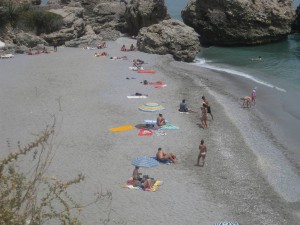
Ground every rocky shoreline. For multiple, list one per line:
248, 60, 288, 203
1, 0, 300, 62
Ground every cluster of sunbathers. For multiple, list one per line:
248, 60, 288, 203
121, 44, 136, 51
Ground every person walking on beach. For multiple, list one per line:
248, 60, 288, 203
251, 87, 257, 105
200, 103, 208, 128
53, 38, 58, 52
241, 96, 252, 108
195, 139, 207, 167
202, 96, 213, 120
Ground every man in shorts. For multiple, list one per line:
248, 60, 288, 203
202, 96, 213, 120
195, 139, 207, 167
156, 147, 176, 163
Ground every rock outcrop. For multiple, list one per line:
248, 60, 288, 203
292, 4, 300, 33
182, 0, 295, 46
137, 19, 200, 62
125, 0, 170, 35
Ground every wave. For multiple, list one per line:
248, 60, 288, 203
194, 58, 287, 93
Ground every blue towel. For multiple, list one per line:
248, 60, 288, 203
158, 124, 179, 130
151, 156, 171, 164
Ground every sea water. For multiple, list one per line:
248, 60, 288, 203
165, 0, 300, 202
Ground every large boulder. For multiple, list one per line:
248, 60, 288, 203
182, 0, 295, 46
13, 32, 47, 48
137, 19, 200, 62
125, 0, 170, 35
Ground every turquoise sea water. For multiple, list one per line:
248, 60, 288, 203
166, 0, 300, 94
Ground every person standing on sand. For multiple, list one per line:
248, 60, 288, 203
200, 103, 208, 128
202, 96, 213, 120
251, 87, 257, 105
53, 38, 58, 52
195, 139, 207, 167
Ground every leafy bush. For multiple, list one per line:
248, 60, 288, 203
23, 8, 63, 35
0, 126, 111, 225
0, 1, 30, 27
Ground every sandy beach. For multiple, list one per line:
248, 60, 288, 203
0, 38, 299, 225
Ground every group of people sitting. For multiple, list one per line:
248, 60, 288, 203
131, 148, 176, 189
27, 47, 50, 55
121, 44, 136, 51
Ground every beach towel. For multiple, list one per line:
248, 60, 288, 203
151, 156, 171, 164
109, 125, 135, 132
1, 54, 14, 59
127, 95, 147, 99
155, 130, 167, 136
144, 119, 169, 124
123, 177, 162, 192
129, 66, 140, 71
138, 129, 153, 136
137, 70, 156, 74
158, 124, 179, 130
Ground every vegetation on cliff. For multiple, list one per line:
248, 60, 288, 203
0, 0, 63, 34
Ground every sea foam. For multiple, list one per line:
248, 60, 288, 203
194, 58, 287, 93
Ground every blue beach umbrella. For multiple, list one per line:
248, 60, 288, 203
131, 156, 160, 168
138, 102, 165, 112
215, 222, 240, 225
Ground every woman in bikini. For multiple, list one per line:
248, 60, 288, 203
200, 103, 208, 128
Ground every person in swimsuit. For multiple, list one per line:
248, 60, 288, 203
156, 147, 176, 163
200, 103, 208, 128
156, 113, 166, 127
202, 96, 213, 120
195, 139, 207, 167
251, 87, 257, 105
241, 96, 252, 108
132, 166, 154, 189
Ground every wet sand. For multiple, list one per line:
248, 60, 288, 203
0, 38, 299, 225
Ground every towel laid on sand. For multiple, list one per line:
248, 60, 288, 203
123, 177, 162, 192
144, 119, 169, 124
158, 124, 179, 130
138, 129, 153, 136
127, 95, 147, 99
109, 125, 135, 132
1, 54, 14, 59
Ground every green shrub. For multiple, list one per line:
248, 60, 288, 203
23, 8, 63, 35
0, 1, 30, 27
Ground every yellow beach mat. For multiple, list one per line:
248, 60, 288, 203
109, 125, 135, 132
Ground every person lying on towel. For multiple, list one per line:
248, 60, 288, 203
156, 147, 176, 163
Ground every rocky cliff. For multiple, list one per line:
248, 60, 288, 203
137, 19, 200, 62
182, 0, 295, 46
125, 0, 170, 35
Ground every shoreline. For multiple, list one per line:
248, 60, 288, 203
0, 39, 299, 224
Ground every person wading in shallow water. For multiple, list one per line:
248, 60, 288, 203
195, 139, 207, 167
